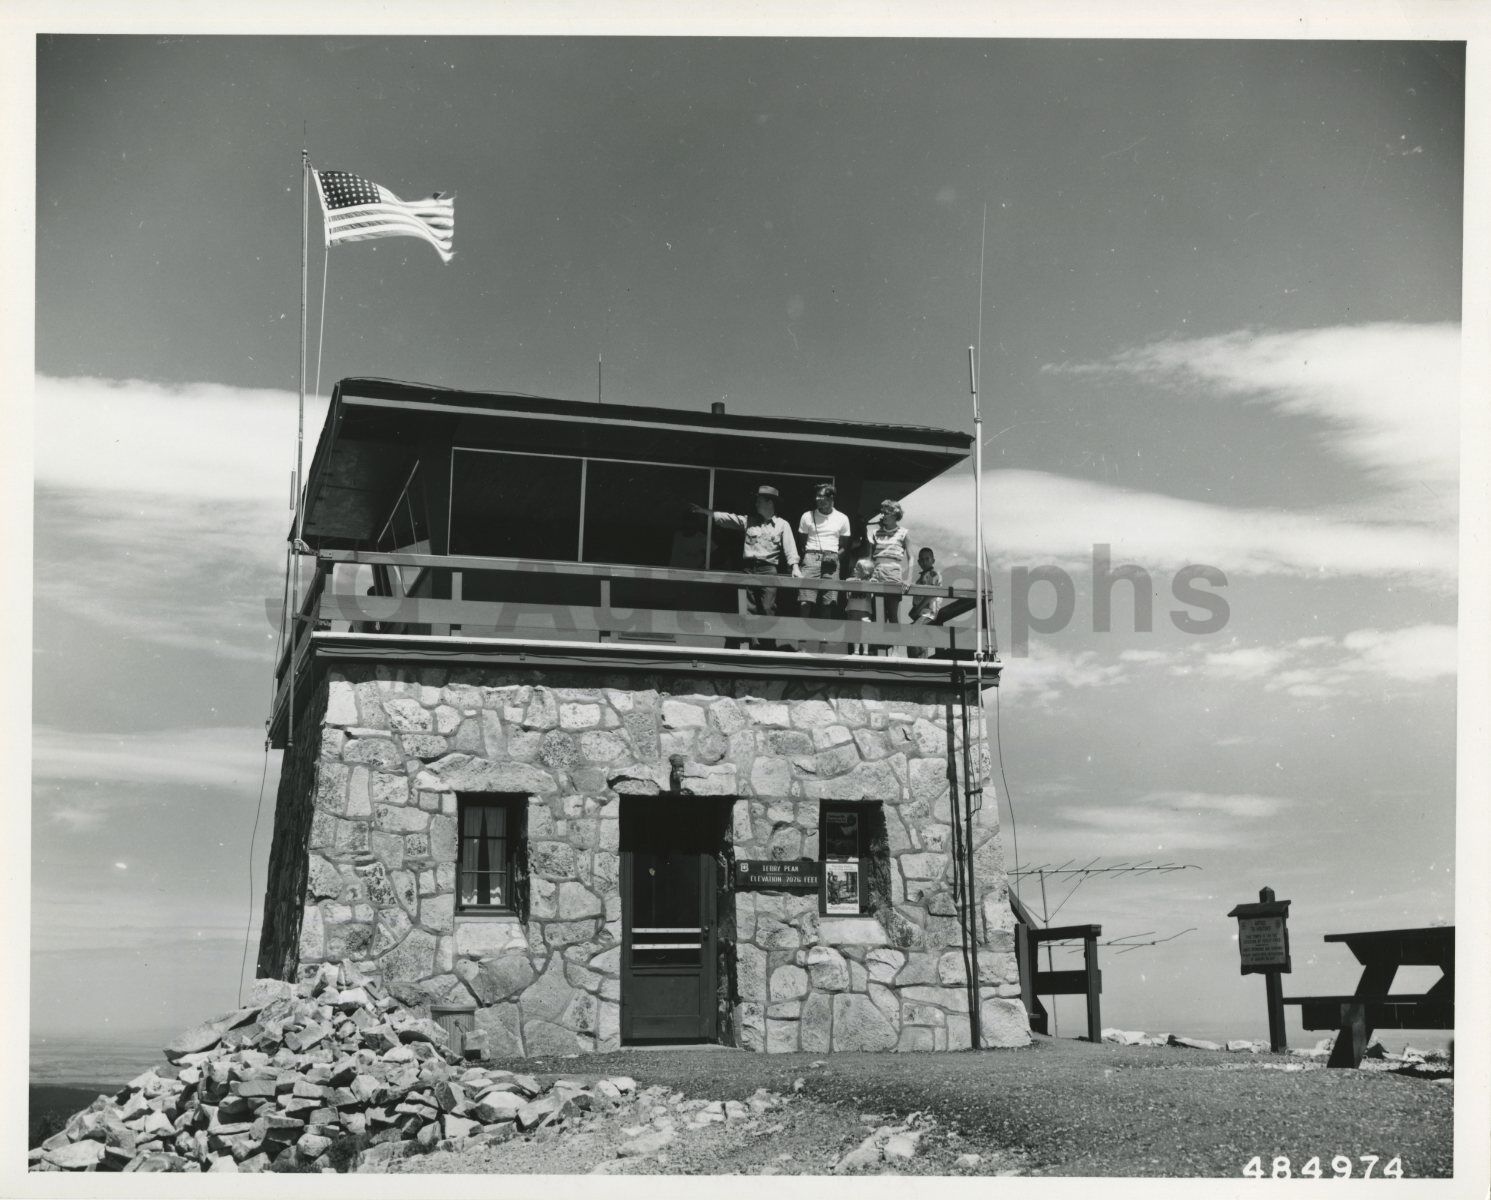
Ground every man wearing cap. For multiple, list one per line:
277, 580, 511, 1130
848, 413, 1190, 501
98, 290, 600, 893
796, 483, 852, 619
690, 486, 801, 643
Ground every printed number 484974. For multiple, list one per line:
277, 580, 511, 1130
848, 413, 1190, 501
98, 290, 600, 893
1243, 1155, 1404, 1179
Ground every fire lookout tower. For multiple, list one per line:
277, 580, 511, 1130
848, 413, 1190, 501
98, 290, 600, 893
256, 377, 1025, 1055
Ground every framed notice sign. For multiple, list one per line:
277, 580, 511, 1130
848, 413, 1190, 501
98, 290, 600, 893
1227, 894, 1292, 975
821, 804, 869, 915
1237, 917, 1290, 972
824, 861, 861, 915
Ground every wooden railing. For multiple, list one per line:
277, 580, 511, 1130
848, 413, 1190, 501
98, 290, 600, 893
274, 549, 987, 695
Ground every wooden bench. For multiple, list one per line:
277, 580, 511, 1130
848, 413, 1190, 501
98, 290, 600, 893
1283, 926, 1454, 1067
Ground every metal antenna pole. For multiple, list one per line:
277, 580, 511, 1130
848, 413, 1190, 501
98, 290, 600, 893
1039, 867, 1059, 1035
957, 203, 992, 1050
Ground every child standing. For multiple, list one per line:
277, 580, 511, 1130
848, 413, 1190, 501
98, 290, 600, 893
906, 546, 943, 658
843, 537, 875, 654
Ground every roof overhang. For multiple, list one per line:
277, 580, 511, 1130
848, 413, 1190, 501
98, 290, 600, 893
300, 377, 972, 547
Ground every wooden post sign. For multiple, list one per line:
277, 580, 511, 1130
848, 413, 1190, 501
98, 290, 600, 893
1227, 887, 1292, 1052
1237, 915, 1289, 973
737, 859, 822, 891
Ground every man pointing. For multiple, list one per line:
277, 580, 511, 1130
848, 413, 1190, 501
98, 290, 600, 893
690, 485, 801, 647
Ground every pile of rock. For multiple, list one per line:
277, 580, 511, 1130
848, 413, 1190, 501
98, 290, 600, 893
1100, 1028, 1172, 1047
29, 965, 637, 1174
601, 1084, 785, 1165
832, 1111, 934, 1172
1101, 1028, 1271, 1053
1103, 1029, 1455, 1073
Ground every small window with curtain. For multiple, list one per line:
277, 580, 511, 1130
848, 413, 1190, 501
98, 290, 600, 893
457, 796, 527, 914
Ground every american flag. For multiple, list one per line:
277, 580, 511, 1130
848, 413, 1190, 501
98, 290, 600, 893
314, 169, 455, 263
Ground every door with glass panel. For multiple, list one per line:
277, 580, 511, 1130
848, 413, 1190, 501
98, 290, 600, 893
619, 798, 723, 1043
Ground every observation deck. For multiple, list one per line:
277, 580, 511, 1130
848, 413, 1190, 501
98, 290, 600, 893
268, 377, 997, 747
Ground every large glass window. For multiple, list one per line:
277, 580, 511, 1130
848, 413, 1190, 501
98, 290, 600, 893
449, 449, 582, 560
582, 460, 711, 568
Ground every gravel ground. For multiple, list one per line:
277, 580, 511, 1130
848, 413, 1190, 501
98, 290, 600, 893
400, 1091, 1010, 1176
397, 1036, 1453, 1179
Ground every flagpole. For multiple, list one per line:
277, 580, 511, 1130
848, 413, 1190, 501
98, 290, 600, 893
289, 147, 309, 750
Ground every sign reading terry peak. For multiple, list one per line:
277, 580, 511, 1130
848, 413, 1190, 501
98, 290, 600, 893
737, 859, 822, 890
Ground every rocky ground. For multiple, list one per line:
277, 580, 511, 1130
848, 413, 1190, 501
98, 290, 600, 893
401, 1083, 1031, 1176
407, 1037, 1453, 1178
29, 967, 1453, 1179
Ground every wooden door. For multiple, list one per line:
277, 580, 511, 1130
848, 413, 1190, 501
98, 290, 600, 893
620, 799, 721, 1043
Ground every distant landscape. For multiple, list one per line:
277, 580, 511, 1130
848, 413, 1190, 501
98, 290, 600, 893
28, 1035, 167, 1151
30, 1034, 166, 1086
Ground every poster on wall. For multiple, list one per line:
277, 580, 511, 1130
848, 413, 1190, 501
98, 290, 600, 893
823, 809, 860, 858
824, 860, 861, 914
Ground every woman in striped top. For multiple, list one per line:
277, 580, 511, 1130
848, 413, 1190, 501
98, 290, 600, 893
869, 500, 911, 624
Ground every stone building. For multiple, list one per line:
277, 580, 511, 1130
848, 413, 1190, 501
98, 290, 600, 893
258, 378, 1026, 1055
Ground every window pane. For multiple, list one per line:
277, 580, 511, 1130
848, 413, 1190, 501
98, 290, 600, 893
821, 803, 869, 915
450, 450, 582, 560
459, 846, 482, 904
459, 869, 505, 907
823, 808, 860, 858
459, 802, 513, 909
582, 461, 711, 568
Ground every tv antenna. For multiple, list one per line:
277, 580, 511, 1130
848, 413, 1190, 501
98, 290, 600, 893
1011, 858, 1201, 1034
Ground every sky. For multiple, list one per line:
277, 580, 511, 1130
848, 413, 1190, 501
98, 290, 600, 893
19, 29, 1482, 1058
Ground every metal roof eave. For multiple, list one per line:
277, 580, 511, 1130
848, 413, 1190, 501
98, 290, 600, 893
334, 376, 973, 454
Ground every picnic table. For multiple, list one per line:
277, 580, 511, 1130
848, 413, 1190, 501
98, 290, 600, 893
1283, 926, 1454, 1067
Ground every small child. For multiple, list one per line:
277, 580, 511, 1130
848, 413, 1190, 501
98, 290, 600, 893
843, 538, 875, 654
907, 546, 943, 658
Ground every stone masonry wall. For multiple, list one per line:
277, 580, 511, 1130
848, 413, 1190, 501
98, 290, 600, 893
260, 663, 1028, 1055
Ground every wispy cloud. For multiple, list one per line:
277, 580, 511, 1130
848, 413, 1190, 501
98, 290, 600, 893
33, 725, 272, 793
1034, 790, 1297, 857
1197, 646, 1292, 681
1043, 321, 1459, 512
997, 625, 1456, 704
33, 375, 321, 661
997, 639, 1128, 707
32, 887, 261, 953
1339, 624, 1458, 682
909, 323, 1458, 588
911, 469, 1456, 585
36, 487, 286, 663
1185, 626, 1455, 697
34, 375, 326, 504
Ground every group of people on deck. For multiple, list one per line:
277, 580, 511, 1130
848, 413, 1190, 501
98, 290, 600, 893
689, 482, 941, 655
